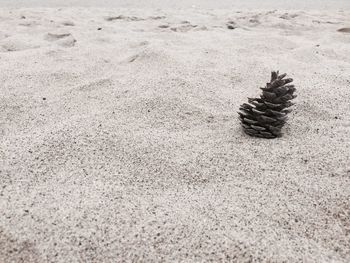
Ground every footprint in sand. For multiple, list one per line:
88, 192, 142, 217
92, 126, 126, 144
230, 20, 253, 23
0, 31, 10, 41
105, 15, 165, 22
0, 35, 41, 52
123, 46, 168, 64
237, 14, 261, 26
18, 20, 40, 27
105, 15, 144, 22
45, 32, 71, 41
159, 24, 169, 28
170, 25, 196, 32
170, 22, 207, 32
249, 18, 260, 25
149, 16, 166, 20
337, 28, 350, 33
61, 20, 75, 26
129, 41, 149, 48
45, 32, 76, 47
279, 13, 298, 20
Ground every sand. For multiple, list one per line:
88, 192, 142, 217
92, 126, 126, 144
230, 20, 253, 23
0, 6, 349, 263
1, 0, 350, 10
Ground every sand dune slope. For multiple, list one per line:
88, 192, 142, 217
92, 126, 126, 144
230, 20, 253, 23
1, 8, 350, 262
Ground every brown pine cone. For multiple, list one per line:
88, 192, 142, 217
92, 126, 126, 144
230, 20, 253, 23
238, 71, 296, 138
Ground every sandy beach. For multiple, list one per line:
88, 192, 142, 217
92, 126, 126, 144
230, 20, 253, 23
0, 4, 350, 263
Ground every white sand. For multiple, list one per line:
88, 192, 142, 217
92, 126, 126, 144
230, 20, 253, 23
0, 6, 350, 263
1, 0, 350, 10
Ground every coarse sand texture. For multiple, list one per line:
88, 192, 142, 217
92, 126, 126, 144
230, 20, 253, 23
1, 7, 350, 263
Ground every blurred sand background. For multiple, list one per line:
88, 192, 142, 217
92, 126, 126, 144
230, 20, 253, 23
0, 1, 350, 262
1, 0, 350, 10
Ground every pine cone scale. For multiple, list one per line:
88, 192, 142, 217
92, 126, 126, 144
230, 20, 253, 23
251, 125, 266, 131
252, 108, 265, 115
243, 118, 259, 124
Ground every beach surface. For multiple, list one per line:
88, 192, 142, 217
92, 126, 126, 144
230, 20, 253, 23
1, 5, 350, 263
1, 0, 350, 10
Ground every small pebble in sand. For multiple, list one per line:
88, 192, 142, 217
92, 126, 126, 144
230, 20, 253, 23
97, 27, 102, 30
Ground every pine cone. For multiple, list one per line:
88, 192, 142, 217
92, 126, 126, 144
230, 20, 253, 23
238, 71, 296, 138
